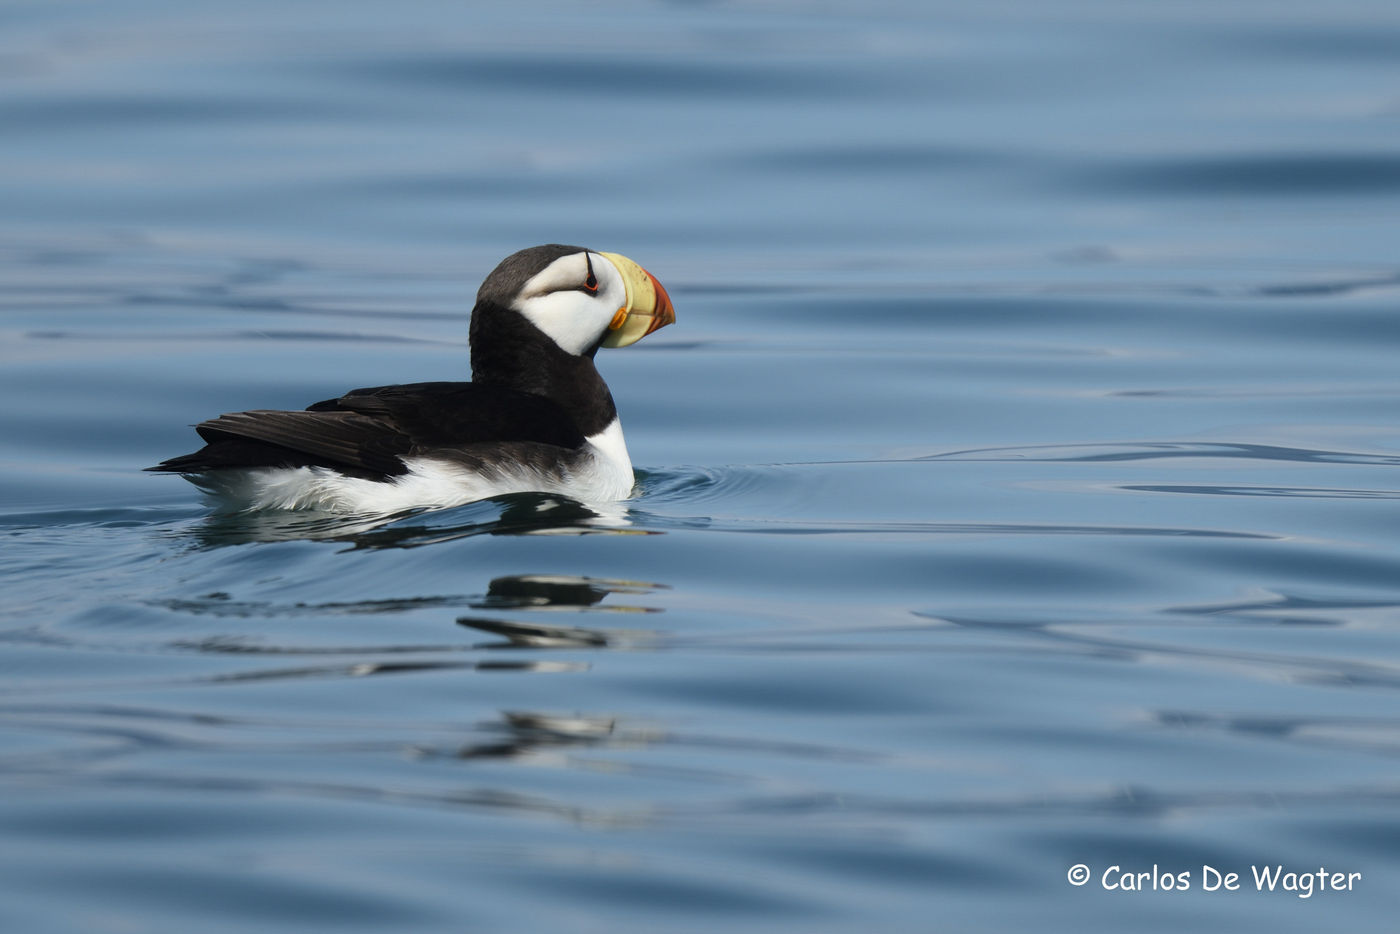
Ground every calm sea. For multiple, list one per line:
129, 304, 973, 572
3, 1, 1400, 931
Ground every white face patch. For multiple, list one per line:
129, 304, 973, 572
512, 252, 629, 356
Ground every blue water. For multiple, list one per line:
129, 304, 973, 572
4, 2, 1400, 931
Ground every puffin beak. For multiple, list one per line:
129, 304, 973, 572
598, 252, 676, 348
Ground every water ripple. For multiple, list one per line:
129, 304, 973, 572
1123, 484, 1400, 500
1078, 152, 1400, 198
346, 53, 890, 100
922, 441, 1400, 466
1152, 711, 1400, 756
925, 612, 1400, 689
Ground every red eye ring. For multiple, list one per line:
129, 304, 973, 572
583, 253, 599, 293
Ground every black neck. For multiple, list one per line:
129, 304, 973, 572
469, 300, 617, 436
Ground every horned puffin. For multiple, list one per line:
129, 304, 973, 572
148, 245, 675, 513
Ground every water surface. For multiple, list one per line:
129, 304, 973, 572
4, 2, 1400, 931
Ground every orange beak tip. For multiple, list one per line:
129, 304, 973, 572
647, 271, 676, 331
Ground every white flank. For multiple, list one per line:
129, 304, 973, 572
584, 418, 632, 491
191, 418, 635, 514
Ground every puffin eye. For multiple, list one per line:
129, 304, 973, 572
582, 253, 599, 294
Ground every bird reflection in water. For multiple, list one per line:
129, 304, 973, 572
447, 576, 671, 771
447, 711, 628, 762
185, 491, 658, 548
458, 574, 667, 649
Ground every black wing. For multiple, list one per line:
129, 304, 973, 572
148, 382, 584, 479
306, 382, 584, 448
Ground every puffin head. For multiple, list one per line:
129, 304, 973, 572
476, 244, 675, 356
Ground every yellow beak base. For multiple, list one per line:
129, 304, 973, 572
599, 252, 676, 348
